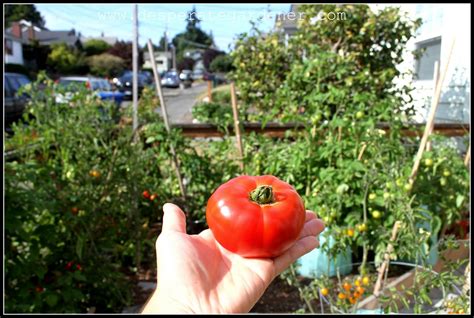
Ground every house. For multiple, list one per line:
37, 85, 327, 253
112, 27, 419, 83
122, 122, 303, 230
5, 20, 81, 47
5, 30, 26, 65
274, 4, 301, 40
388, 4, 470, 126
143, 51, 172, 73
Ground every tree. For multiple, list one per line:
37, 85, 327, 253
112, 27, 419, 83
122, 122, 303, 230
107, 40, 142, 70
88, 53, 125, 78
203, 49, 224, 71
83, 39, 111, 56
209, 54, 234, 73
172, 7, 214, 62
5, 4, 45, 28
177, 57, 195, 72
47, 43, 88, 75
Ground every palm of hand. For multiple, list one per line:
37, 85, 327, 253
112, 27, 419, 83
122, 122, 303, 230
146, 203, 324, 314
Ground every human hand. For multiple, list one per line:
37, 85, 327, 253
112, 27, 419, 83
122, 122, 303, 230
141, 203, 325, 314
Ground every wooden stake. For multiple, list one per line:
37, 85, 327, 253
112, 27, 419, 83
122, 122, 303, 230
207, 80, 213, 103
409, 38, 455, 182
426, 61, 440, 152
373, 221, 402, 296
464, 144, 470, 167
147, 39, 186, 199
230, 82, 244, 171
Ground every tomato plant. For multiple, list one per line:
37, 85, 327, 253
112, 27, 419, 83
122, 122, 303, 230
206, 175, 306, 258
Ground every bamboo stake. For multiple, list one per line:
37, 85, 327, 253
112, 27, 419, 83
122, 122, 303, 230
464, 144, 470, 167
207, 80, 213, 102
426, 61, 440, 152
462, 261, 470, 295
373, 221, 402, 296
147, 39, 186, 199
409, 38, 455, 182
230, 82, 244, 171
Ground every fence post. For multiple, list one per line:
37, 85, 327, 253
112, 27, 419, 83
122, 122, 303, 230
230, 82, 244, 171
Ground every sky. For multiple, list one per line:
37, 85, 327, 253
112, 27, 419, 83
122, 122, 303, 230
35, 4, 291, 52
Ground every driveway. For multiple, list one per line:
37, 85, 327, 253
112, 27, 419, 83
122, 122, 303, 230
121, 82, 207, 123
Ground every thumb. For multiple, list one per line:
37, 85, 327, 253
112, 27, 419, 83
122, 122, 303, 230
161, 203, 187, 233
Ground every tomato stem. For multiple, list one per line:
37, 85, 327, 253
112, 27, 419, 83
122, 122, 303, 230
250, 185, 275, 205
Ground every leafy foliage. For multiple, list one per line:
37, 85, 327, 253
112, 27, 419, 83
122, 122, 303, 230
88, 53, 125, 78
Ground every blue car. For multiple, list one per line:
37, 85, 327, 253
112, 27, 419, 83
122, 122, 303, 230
57, 76, 125, 107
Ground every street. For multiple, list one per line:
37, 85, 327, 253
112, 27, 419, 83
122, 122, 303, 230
121, 82, 207, 123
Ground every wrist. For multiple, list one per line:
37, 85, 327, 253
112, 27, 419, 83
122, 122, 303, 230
141, 289, 194, 314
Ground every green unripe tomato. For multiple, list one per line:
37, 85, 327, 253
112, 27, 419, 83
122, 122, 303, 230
372, 210, 382, 219
443, 170, 451, 177
369, 193, 376, 200
440, 177, 447, 186
424, 158, 433, 166
404, 183, 413, 192
356, 111, 364, 119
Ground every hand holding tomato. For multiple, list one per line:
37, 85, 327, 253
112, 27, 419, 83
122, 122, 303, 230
142, 202, 325, 313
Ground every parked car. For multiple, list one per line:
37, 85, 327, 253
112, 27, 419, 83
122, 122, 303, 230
114, 72, 152, 100
192, 69, 204, 80
5, 72, 31, 129
161, 72, 180, 88
56, 76, 124, 107
179, 70, 193, 88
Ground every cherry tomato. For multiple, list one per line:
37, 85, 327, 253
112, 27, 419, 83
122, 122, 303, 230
372, 210, 382, 219
356, 286, 365, 294
346, 228, 355, 237
338, 292, 346, 300
206, 175, 306, 258
35, 285, 44, 293
142, 190, 151, 199
357, 223, 367, 232
343, 282, 352, 291
424, 158, 433, 166
320, 288, 329, 296
349, 296, 357, 304
71, 207, 79, 215
150, 194, 157, 201
89, 170, 101, 178
362, 276, 370, 286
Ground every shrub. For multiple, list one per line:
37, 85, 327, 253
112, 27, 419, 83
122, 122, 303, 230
88, 53, 125, 78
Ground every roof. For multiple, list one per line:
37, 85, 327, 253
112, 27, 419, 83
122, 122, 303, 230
33, 30, 80, 46
5, 23, 80, 46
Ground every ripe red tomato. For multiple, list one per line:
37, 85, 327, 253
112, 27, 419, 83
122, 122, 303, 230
142, 190, 151, 199
206, 175, 306, 258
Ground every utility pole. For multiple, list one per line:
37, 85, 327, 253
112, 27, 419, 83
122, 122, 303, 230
172, 45, 177, 70
132, 4, 139, 133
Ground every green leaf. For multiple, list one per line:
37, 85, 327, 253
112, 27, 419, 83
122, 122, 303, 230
76, 236, 84, 261
145, 136, 156, 144
46, 293, 59, 307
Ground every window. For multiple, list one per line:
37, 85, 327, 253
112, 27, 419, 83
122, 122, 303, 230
415, 37, 441, 81
5, 39, 13, 55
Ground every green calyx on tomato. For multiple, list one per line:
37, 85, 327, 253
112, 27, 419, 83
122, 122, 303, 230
250, 185, 275, 205
206, 175, 306, 258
